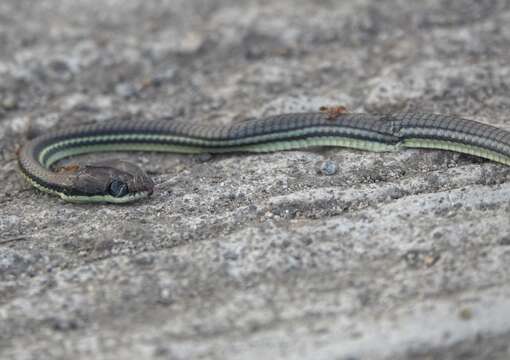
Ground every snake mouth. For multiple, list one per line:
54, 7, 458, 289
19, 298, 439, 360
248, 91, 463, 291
59, 190, 152, 204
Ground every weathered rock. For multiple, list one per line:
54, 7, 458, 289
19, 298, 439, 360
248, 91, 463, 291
2, 0, 510, 359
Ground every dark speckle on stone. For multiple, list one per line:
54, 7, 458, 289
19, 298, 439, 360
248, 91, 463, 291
94, 239, 115, 252
301, 237, 313, 246
132, 253, 156, 267
385, 186, 404, 200
432, 231, 443, 239
49, 60, 71, 74
223, 250, 239, 261
0, 252, 31, 276
46, 317, 80, 332
153, 346, 173, 358
498, 236, 510, 246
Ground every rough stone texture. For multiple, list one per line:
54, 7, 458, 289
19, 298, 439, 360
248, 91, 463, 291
2, 0, 510, 359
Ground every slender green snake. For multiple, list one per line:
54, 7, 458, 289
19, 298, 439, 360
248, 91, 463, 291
18, 111, 510, 204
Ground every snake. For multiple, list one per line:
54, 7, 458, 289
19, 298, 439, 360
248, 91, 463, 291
17, 111, 510, 204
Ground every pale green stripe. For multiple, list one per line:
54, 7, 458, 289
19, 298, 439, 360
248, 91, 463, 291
39, 126, 388, 166
59, 191, 150, 204
20, 170, 62, 197
401, 127, 510, 154
403, 138, 510, 166
45, 143, 205, 167
45, 137, 395, 167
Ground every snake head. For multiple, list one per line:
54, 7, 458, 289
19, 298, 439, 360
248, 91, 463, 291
66, 160, 154, 203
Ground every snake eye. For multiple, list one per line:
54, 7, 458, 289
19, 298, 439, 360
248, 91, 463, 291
108, 180, 128, 197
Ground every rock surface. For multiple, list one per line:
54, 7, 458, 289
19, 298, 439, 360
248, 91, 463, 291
2, 0, 510, 359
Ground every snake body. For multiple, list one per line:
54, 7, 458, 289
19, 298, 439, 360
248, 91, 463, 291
18, 112, 510, 203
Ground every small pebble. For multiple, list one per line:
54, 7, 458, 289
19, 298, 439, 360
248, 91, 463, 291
318, 160, 337, 176
458, 308, 473, 320
150, 68, 177, 87
197, 153, 213, 162
115, 83, 138, 98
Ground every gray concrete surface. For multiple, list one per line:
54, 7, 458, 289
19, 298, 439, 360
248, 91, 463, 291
2, 0, 510, 359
